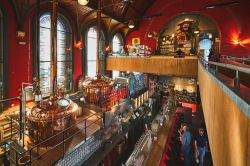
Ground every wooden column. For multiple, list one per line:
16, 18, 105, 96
96, 0, 101, 75
50, 0, 57, 96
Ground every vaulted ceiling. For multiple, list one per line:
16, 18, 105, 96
10, 0, 155, 36
9, 0, 249, 38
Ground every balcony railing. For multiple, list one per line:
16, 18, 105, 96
199, 56, 250, 90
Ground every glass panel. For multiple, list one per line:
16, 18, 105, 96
57, 62, 72, 91
87, 26, 106, 76
39, 62, 50, 97
112, 71, 119, 79
87, 37, 97, 61
87, 61, 96, 77
112, 35, 121, 53
40, 27, 51, 61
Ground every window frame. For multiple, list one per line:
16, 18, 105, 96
85, 26, 106, 77
111, 33, 124, 53
37, 12, 74, 97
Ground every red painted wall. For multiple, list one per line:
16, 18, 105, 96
0, 0, 83, 98
126, 0, 250, 57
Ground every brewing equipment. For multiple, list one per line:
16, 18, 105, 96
27, 98, 78, 142
82, 75, 115, 104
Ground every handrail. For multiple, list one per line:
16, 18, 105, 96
221, 55, 250, 62
28, 111, 103, 152
0, 98, 23, 141
199, 56, 250, 74
199, 56, 250, 90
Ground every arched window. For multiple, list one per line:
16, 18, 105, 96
86, 26, 105, 77
39, 13, 73, 97
112, 33, 123, 53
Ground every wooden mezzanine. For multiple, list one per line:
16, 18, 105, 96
106, 56, 198, 76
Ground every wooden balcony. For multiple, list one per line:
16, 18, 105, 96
198, 61, 250, 166
106, 56, 198, 76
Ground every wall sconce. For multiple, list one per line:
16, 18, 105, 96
147, 32, 153, 38
235, 40, 241, 45
77, 0, 89, 5
105, 45, 111, 52
16, 31, 26, 45
128, 20, 135, 29
74, 40, 83, 49
147, 31, 158, 38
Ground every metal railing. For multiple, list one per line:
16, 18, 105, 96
199, 56, 250, 90
0, 98, 23, 141
3, 110, 103, 166
221, 55, 250, 64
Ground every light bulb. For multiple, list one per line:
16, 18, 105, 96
78, 0, 89, 5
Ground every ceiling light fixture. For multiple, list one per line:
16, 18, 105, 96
77, 0, 89, 6
194, 30, 200, 34
128, 20, 135, 29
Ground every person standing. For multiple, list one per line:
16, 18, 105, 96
194, 127, 208, 166
182, 123, 191, 166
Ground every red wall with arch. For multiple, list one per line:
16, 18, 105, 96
126, 0, 250, 56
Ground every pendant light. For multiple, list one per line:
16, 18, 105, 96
128, 20, 135, 29
78, 0, 89, 6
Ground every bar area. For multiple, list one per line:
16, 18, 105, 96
0, 0, 250, 166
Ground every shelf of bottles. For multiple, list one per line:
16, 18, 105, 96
159, 35, 192, 55
128, 45, 152, 57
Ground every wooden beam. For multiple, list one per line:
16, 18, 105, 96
50, 0, 57, 96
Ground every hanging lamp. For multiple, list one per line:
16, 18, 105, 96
78, 0, 89, 5
128, 20, 135, 29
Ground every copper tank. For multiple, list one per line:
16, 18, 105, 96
26, 97, 78, 143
